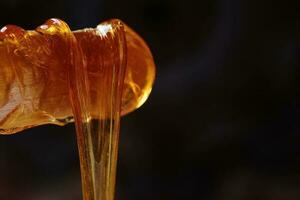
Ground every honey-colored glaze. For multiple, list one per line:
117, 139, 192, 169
0, 18, 155, 200
0, 19, 155, 134
69, 20, 127, 200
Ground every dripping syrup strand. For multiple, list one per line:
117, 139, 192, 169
69, 22, 127, 200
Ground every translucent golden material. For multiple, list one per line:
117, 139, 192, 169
0, 18, 155, 134
0, 18, 155, 200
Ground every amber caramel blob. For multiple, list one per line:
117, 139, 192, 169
0, 19, 155, 134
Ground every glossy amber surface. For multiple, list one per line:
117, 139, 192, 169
0, 19, 155, 134
69, 20, 127, 200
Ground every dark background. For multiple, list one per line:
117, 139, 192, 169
0, 0, 300, 199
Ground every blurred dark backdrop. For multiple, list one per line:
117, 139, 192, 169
0, 0, 300, 199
